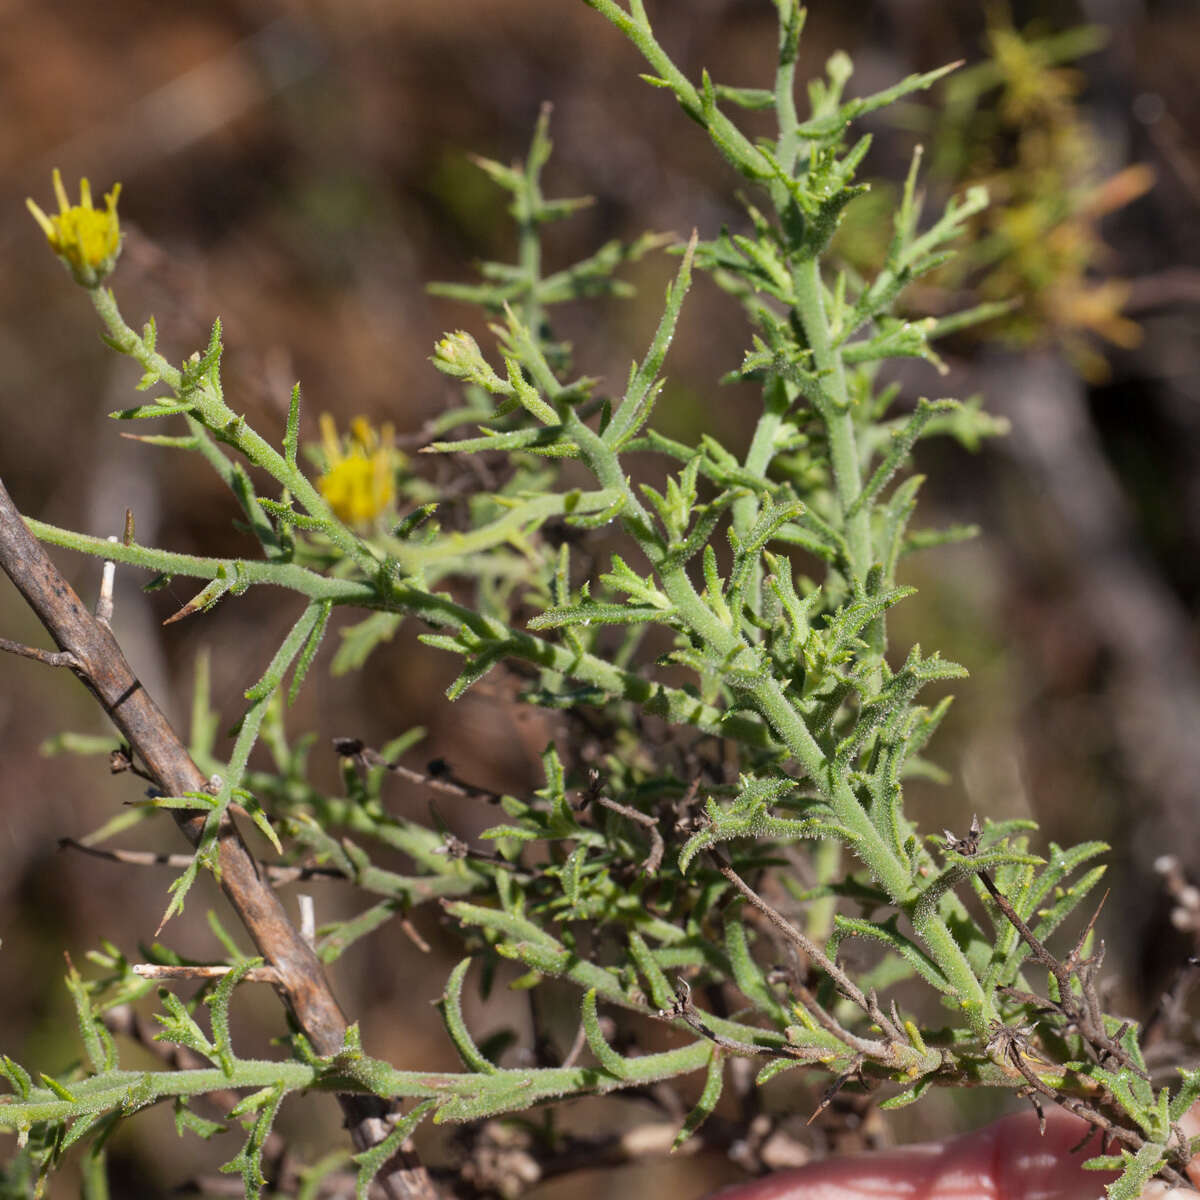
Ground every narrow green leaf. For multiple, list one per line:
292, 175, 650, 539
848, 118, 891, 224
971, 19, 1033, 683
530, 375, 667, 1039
850, 399, 955, 517
316, 899, 403, 964
1171, 1067, 1200, 1122
65, 966, 115, 1074
627, 931, 676, 1010
829, 915, 952, 994
108, 400, 195, 420
439, 960, 497, 1074
582, 990, 632, 1079
605, 232, 696, 446
220, 1082, 286, 1196
332, 612, 403, 675
1, 1055, 32, 1100
724, 914, 790, 1026
154, 989, 217, 1063
204, 958, 264, 1078
352, 1100, 437, 1200
1090, 1142, 1165, 1199
673, 1048, 724, 1149
174, 1098, 226, 1141
288, 599, 332, 704
40, 1074, 78, 1103
879, 1076, 936, 1110
283, 383, 301, 467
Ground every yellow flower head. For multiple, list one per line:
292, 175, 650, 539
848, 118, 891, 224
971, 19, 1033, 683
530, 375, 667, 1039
27, 168, 123, 287
316, 414, 397, 527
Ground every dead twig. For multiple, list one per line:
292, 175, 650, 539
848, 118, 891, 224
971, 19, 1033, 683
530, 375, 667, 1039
334, 736, 503, 805
946, 817, 1144, 1078
133, 963, 282, 984
58, 836, 345, 884
985, 1019, 1191, 1190
712, 854, 905, 1051
655, 978, 764, 1057
0, 636, 79, 668
577, 767, 665, 876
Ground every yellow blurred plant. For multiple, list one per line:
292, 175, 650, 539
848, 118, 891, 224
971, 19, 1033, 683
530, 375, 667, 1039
315, 414, 398, 527
837, 14, 1154, 380
939, 14, 1154, 378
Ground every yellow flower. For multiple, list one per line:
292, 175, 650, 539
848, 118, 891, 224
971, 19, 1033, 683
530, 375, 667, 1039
27, 168, 123, 286
316, 415, 397, 526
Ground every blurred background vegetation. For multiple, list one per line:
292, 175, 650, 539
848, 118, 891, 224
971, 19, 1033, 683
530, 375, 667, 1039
0, 0, 1197, 1195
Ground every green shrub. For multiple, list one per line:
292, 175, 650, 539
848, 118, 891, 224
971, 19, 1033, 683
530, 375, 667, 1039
2, 4, 1190, 1198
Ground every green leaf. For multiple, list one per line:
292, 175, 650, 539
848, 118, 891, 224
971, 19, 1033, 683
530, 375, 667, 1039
174, 1098, 226, 1141
65, 966, 116, 1074
439, 960, 497, 1074
108, 399, 196, 420
724, 914, 790, 1026
582, 990, 632, 1079
678, 775, 848, 872
352, 1100, 437, 1200
528, 601, 680, 629
157, 852, 203, 930
850, 399, 956, 516
627, 931, 676, 1010
40, 1074, 79, 1103
674, 1048, 724, 1149
317, 900, 406, 964
713, 84, 775, 109
1, 1055, 32, 1100
879, 1076, 936, 1110
232, 787, 283, 856
604, 233, 696, 446
154, 989, 217, 1063
828, 915, 952, 994
283, 383, 302, 466
599, 554, 671, 608
1170, 1066, 1200, 1122
288, 600, 332, 703
220, 1082, 286, 1196
332, 612, 403, 675
1092, 1141, 1165, 1199
204, 958, 264, 1077
756, 1057, 805, 1085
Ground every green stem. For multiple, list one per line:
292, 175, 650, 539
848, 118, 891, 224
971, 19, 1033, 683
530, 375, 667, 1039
0, 1061, 321, 1128
790, 257, 871, 586
88, 286, 372, 573
743, 666, 990, 1029
732, 375, 790, 623
518, 129, 545, 336
584, 0, 769, 181
90, 286, 182, 389
32, 488, 621, 592
25, 513, 774, 749
27, 518, 374, 602
0, 1046, 718, 1133
80, 1148, 109, 1200
772, 6, 802, 178
567, 408, 987, 1024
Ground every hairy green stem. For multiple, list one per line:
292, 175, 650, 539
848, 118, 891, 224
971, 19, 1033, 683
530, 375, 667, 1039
732, 375, 791, 622
790, 257, 871, 586
771, 3, 802, 178
88, 286, 372, 572
567, 356, 993, 1031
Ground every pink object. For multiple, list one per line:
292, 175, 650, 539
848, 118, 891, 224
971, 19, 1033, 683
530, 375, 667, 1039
704, 1107, 1200, 1199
